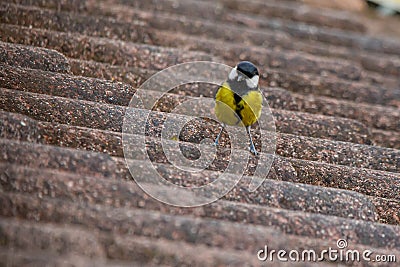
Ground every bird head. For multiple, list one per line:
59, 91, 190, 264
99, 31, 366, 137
228, 61, 259, 89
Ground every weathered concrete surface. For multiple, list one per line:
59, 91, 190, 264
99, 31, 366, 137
0, 0, 399, 265
0, 41, 70, 73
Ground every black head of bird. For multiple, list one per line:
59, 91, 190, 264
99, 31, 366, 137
228, 61, 260, 89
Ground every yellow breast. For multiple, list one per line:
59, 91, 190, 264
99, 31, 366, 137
215, 82, 262, 127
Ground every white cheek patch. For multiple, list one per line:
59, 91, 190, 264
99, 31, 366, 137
229, 67, 238, 80
246, 75, 259, 88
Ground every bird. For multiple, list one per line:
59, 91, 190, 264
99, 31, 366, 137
214, 61, 263, 155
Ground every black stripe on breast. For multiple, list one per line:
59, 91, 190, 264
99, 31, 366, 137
233, 92, 243, 120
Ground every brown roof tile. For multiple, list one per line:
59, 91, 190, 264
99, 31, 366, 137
1, 0, 399, 265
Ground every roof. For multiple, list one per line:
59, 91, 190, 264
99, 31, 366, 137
0, 0, 399, 266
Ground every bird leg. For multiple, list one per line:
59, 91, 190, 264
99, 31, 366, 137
247, 126, 258, 156
214, 123, 225, 145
